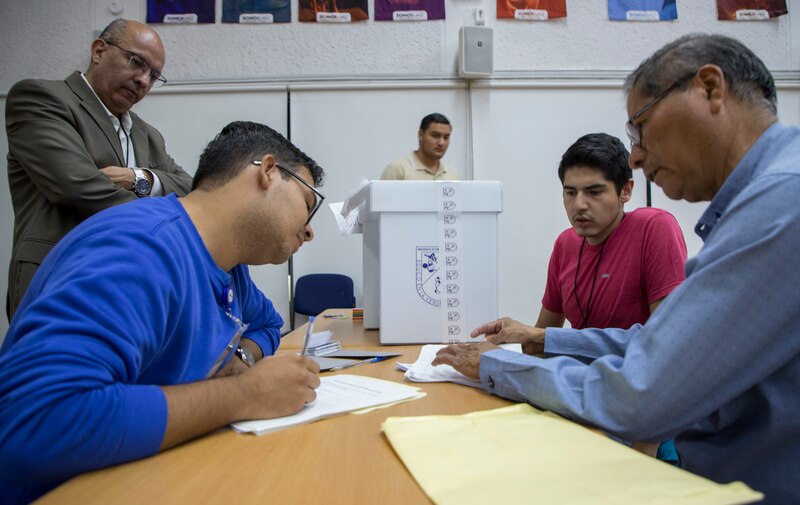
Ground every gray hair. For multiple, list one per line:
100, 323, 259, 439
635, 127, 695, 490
624, 33, 777, 115
97, 18, 128, 45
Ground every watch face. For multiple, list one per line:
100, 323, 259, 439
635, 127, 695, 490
134, 177, 151, 195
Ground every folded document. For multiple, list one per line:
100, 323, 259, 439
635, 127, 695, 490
398, 344, 522, 388
383, 404, 763, 505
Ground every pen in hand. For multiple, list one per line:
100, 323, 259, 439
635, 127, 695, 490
300, 316, 316, 356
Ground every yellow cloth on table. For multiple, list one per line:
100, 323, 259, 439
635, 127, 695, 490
382, 404, 763, 505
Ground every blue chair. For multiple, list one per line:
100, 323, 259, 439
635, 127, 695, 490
292, 273, 356, 329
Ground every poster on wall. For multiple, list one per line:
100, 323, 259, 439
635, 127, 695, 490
497, 0, 566, 21
299, 0, 369, 22
222, 0, 290, 23
717, 0, 788, 20
375, 0, 445, 21
147, 0, 215, 23
608, 0, 677, 21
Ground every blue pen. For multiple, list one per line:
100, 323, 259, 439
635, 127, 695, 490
300, 316, 316, 356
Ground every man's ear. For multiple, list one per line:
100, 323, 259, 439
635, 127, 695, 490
255, 154, 278, 190
88, 39, 107, 67
418, 129, 424, 143
620, 179, 634, 204
696, 64, 726, 114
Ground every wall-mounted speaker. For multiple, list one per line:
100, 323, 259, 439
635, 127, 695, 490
459, 26, 493, 78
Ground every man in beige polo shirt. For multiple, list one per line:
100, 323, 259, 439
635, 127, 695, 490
381, 113, 460, 180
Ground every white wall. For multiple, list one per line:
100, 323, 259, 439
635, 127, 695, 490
1, 0, 797, 92
1, 0, 798, 338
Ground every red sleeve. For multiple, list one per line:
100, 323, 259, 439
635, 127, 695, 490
642, 211, 688, 304
541, 235, 565, 313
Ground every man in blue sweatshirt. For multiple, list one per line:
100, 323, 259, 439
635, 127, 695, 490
0, 121, 325, 503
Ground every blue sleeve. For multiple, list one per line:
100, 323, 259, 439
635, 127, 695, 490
0, 234, 174, 487
233, 265, 283, 356
481, 173, 800, 443
544, 325, 641, 359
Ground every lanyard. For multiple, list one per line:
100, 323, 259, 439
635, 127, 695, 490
205, 285, 249, 378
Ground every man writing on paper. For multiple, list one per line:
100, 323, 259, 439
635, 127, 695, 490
5, 19, 192, 320
434, 34, 800, 503
380, 113, 460, 180
0, 122, 323, 504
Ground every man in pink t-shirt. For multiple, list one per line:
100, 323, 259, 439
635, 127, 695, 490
538, 132, 687, 463
537, 133, 687, 331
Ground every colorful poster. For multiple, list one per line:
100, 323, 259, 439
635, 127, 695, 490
717, 0, 788, 20
375, 0, 445, 21
222, 0, 290, 23
299, 0, 369, 22
147, 0, 215, 23
608, 0, 677, 21
497, 0, 566, 21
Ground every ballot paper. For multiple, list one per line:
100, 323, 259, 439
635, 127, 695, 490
383, 404, 763, 505
231, 375, 422, 436
330, 178, 370, 236
304, 330, 334, 351
397, 344, 522, 388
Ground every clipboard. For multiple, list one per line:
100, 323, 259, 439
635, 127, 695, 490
310, 350, 401, 372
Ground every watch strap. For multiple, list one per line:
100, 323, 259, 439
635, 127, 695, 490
235, 345, 255, 367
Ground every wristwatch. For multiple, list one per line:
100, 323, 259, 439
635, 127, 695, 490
132, 168, 152, 197
235, 345, 255, 367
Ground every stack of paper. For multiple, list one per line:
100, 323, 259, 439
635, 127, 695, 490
383, 404, 763, 505
307, 340, 341, 356
232, 374, 422, 436
304, 330, 334, 350
397, 344, 522, 388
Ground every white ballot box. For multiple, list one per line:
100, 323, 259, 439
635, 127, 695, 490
362, 181, 502, 344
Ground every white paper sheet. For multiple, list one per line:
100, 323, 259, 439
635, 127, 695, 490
231, 374, 422, 435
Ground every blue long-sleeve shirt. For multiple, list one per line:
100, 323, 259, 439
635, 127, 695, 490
480, 123, 800, 505
0, 194, 283, 503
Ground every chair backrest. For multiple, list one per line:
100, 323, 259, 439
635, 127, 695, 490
294, 273, 356, 317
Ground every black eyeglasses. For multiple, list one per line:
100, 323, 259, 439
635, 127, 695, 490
105, 41, 167, 88
625, 72, 695, 147
253, 161, 325, 225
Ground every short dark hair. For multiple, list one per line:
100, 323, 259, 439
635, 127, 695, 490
625, 33, 776, 115
192, 121, 324, 191
97, 18, 128, 45
419, 113, 451, 132
558, 133, 632, 195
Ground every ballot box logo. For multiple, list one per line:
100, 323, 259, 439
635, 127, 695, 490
416, 246, 442, 307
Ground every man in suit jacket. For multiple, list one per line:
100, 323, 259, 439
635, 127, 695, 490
5, 19, 192, 320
